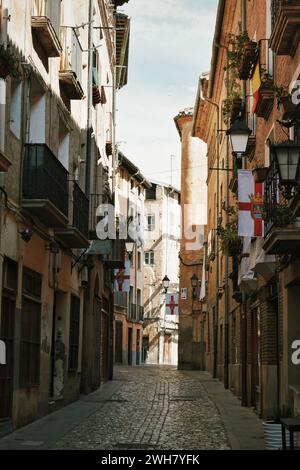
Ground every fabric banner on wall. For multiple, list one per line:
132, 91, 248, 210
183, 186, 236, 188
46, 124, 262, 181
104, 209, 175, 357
238, 170, 264, 237
165, 292, 179, 315
114, 260, 130, 293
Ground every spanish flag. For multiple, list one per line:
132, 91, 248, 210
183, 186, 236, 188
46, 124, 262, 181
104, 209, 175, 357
252, 61, 261, 113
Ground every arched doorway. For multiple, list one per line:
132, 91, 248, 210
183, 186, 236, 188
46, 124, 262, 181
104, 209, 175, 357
93, 275, 101, 389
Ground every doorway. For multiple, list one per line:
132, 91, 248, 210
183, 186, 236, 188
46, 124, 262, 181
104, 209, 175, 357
115, 321, 123, 364
128, 327, 133, 365
164, 334, 172, 364
142, 336, 149, 363
100, 298, 109, 383
0, 294, 15, 420
136, 329, 140, 365
0, 258, 17, 421
251, 307, 261, 410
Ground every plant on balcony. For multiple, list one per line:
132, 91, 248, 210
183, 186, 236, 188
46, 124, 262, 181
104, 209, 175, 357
217, 204, 243, 257
263, 203, 296, 228
252, 164, 269, 183
254, 70, 275, 119
0, 44, 19, 79
227, 30, 258, 80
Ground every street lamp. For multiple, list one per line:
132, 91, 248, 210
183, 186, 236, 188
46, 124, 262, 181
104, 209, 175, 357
226, 118, 252, 156
191, 273, 199, 300
271, 140, 300, 200
125, 240, 135, 261
162, 275, 170, 294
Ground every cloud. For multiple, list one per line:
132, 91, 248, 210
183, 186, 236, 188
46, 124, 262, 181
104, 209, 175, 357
117, 0, 218, 188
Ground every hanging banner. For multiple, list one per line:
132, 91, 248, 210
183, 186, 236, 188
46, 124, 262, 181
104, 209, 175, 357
252, 61, 261, 113
114, 260, 130, 293
238, 170, 264, 237
166, 293, 179, 315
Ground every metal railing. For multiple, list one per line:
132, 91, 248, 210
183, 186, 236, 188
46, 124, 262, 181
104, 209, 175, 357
73, 182, 89, 238
129, 303, 137, 321
89, 193, 103, 233
33, 0, 61, 37
23, 144, 69, 216
264, 158, 280, 236
114, 292, 128, 309
271, 0, 284, 28
60, 27, 82, 84
137, 305, 144, 322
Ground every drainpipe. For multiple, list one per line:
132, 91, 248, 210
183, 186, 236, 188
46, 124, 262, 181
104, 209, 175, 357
214, 38, 230, 389
85, 0, 93, 196
204, 96, 220, 379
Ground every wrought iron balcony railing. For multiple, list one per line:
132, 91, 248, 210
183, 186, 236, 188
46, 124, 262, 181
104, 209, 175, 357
23, 144, 69, 217
137, 305, 144, 322
59, 27, 84, 99
73, 182, 89, 239
114, 292, 128, 309
264, 158, 280, 236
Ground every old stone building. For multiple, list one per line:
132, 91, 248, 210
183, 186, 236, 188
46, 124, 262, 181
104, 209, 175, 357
174, 108, 207, 370
193, 0, 300, 419
114, 153, 150, 366
142, 181, 180, 366
0, 0, 131, 433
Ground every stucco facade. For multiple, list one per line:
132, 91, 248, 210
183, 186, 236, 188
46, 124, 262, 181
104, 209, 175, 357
142, 182, 180, 366
0, 0, 130, 432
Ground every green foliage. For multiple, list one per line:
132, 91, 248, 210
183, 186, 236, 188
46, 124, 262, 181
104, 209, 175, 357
263, 203, 296, 228
217, 204, 243, 256
0, 43, 20, 78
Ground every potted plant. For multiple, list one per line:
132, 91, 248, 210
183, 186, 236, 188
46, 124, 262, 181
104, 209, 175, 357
263, 406, 293, 450
227, 30, 258, 80
0, 43, 19, 79
217, 204, 243, 257
252, 165, 269, 183
265, 204, 296, 228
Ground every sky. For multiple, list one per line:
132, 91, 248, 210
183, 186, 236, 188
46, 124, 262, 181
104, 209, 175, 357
117, 0, 218, 189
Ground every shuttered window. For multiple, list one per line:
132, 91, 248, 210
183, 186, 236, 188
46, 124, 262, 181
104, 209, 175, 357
20, 268, 42, 388
68, 295, 80, 371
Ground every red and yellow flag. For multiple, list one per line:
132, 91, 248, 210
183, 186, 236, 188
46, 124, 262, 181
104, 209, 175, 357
252, 61, 261, 113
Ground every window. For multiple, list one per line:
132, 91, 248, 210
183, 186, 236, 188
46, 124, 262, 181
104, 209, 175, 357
130, 179, 135, 192
10, 80, 22, 138
138, 251, 141, 270
20, 268, 42, 388
69, 295, 80, 371
146, 214, 155, 231
145, 185, 156, 200
145, 251, 154, 266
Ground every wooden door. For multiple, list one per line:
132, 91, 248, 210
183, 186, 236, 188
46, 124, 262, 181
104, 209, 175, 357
115, 321, 123, 364
0, 294, 15, 420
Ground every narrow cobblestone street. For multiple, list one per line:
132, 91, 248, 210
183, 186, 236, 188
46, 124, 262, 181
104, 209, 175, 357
0, 366, 265, 450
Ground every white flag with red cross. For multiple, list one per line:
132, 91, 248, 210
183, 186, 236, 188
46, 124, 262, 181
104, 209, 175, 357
114, 260, 131, 293
238, 170, 264, 237
165, 292, 179, 316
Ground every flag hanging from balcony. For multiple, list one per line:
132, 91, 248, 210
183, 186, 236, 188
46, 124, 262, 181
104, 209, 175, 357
238, 170, 264, 237
252, 61, 261, 113
165, 293, 179, 316
114, 260, 130, 293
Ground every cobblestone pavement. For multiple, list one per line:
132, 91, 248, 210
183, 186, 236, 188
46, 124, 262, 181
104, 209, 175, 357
55, 366, 231, 450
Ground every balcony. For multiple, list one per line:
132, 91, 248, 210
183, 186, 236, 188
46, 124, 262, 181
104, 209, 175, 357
270, 0, 300, 56
89, 193, 103, 240
114, 292, 128, 310
59, 28, 84, 100
22, 144, 69, 227
263, 159, 300, 255
31, 0, 62, 57
128, 304, 143, 322
255, 78, 274, 120
92, 68, 101, 106
238, 41, 258, 80
54, 182, 89, 248
0, 149, 12, 172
